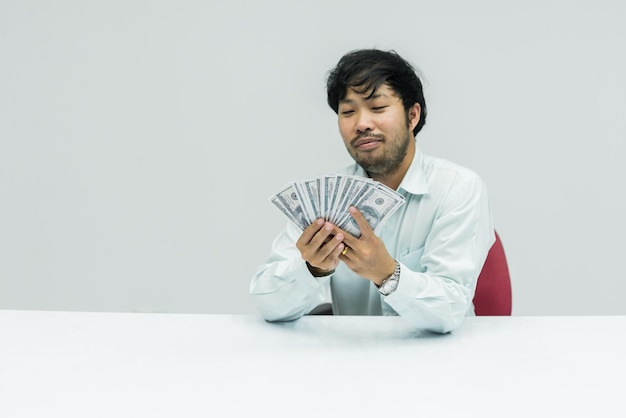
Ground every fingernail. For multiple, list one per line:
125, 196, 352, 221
335, 233, 344, 241
325, 223, 333, 231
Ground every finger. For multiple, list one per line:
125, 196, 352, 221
307, 221, 336, 251
330, 225, 358, 248
333, 242, 347, 260
296, 218, 325, 247
348, 206, 374, 237
300, 222, 341, 266
329, 211, 368, 247
309, 235, 344, 270
323, 238, 345, 262
338, 244, 350, 258
338, 243, 355, 268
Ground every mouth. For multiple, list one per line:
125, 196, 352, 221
353, 136, 384, 150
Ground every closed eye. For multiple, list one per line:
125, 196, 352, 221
372, 106, 387, 112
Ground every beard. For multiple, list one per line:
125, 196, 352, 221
347, 126, 412, 178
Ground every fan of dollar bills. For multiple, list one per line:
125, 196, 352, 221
269, 174, 405, 237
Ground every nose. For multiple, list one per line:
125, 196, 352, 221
355, 110, 374, 134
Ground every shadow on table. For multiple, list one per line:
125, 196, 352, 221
261, 315, 451, 345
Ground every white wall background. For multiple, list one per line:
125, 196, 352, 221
1, 0, 625, 316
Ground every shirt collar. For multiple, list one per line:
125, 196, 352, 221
398, 146, 429, 196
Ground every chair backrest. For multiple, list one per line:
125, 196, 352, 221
473, 231, 512, 316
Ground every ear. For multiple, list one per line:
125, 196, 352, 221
408, 103, 421, 132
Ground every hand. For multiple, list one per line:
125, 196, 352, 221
296, 218, 346, 277
334, 206, 396, 285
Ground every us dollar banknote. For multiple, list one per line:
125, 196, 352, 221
270, 174, 405, 237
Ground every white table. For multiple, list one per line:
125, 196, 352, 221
1, 310, 624, 417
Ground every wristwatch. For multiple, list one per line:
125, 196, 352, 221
377, 259, 401, 296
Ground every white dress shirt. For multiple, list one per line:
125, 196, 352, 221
250, 147, 494, 333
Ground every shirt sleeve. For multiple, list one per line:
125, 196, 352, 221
383, 177, 495, 333
249, 222, 331, 322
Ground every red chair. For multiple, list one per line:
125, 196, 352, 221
473, 231, 512, 316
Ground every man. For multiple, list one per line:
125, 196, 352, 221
250, 49, 494, 333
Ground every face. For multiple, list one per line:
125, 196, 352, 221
337, 83, 420, 178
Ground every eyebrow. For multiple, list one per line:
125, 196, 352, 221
339, 93, 389, 104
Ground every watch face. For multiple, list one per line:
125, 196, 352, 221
380, 278, 398, 296
379, 260, 400, 296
